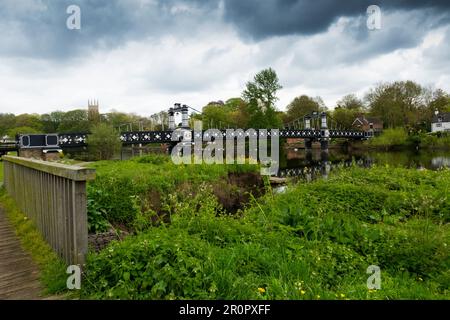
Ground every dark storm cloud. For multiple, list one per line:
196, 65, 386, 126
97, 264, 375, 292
0, 0, 213, 59
222, 0, 450, 39
0, 0, 449, 61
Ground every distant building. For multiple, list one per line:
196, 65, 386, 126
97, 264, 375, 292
352, 116, 383, 133
431, 111, 450, 133
88, 100, 100, 123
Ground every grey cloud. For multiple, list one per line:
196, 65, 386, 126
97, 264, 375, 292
1, 0, 449, 62
222, 0, 450, 40
0, 0, 219, 59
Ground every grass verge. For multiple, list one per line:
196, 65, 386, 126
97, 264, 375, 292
0, 188, 70, 296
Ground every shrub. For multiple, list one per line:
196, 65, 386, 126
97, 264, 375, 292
86, 123, 121, 160
86, 155, 260, 228
369, 128, 408, 149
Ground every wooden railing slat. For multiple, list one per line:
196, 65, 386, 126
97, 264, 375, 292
2, 156, 95, 265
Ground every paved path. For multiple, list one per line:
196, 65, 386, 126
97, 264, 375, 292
0, 207, 44, 299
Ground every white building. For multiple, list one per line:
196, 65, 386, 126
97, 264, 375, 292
431, 112, 450, 133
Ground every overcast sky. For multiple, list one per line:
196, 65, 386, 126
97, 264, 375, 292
0, 0, 449, 116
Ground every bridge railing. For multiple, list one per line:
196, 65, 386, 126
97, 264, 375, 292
1, 155, 95, 265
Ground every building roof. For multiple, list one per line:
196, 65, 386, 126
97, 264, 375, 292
432, 112, 450, 123
352, 116, 383, 126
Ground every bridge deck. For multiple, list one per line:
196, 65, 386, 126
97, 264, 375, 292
0, 207, 44, 299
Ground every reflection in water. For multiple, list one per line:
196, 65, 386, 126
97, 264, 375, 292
431, 157, 450, 168
277, 148, 450, 179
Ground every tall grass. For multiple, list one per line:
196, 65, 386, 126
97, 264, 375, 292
82, 166, 450, 300
86, 155, 260, 231
368, 128, 409, 149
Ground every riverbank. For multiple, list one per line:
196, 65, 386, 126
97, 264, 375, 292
348, 130, 450, 151
81, 161, 450, 300
85, 155, 263, 234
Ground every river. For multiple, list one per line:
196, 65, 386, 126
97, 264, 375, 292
277, 147, 450, 179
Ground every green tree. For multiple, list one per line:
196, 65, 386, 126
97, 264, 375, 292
332, 107, 359, 130
15, 114, 43, 131
59, 109, 90, 133
0, 113, 16, 137
365, 81, 425, 129
86, 123, 121, 160
41, 111, 65, 133
7, 126, 42, 138
285, 95, 326, 123
336, 94, 364, 111
242, 68, 283, 128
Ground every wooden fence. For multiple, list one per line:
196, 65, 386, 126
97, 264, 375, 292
2, 155, 95, 265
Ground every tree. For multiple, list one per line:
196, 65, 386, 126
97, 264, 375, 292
242, 68, 283, 128
86, 123, 121, 160
59, 109, 90, 133
336, 94, 364, 111
15, 114, 43, 131
285, 95, 326, 123
41, 111, 65, 133
195, 98, 245, 129
365, 81, 426, 129
332, 107, 359, 130
7, 126, 42, 138
0, 113, 16, 136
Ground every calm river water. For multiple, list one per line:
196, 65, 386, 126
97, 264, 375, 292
277, 147, 450, 178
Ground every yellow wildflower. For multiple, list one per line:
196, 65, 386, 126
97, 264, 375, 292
340, 293, 345, 298
258, 287, 266, 294
300, 290, 306, 295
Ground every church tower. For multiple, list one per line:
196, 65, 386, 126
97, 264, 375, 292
88, 100, 100, 123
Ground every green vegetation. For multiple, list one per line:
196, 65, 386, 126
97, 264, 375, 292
419, 132, 450, 150
0, 161, 3, 182
86, 155, 260, 232
86, 123, 122, 161
0, 188, 68, 295
368, 128, 409, 149
7, 126, 42, 137
365, 130, 450, 150
82, 165, 449, 299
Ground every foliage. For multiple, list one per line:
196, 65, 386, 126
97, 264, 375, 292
242, 68, 283, 128
365, 81, 449, 130
87, 192, 111, 233
332, 107, 359, 130
0, 188, 68, 295
82, 166, 449, 299
419, 132, 450, 150
192, 99, 244, 129
0, 113, 17, 136
337, 94, 365, 111
86, 154, 259, 227
57, 109, 91, 133
86, 123, 122, 160
7, 126, 42, 137
285, 95, 327, 124
368, 128, 409, 149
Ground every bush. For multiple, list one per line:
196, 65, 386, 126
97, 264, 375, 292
82, 166, 450, 300
419, 132, 450, 150
86, 154, 260, 227
86, 124, 121, 160
369, 128, 409, 149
